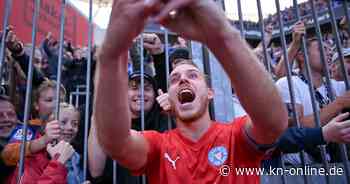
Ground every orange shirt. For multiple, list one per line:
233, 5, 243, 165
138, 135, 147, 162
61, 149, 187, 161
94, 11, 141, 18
1, 119, 44, 166
133, 116, 266, 184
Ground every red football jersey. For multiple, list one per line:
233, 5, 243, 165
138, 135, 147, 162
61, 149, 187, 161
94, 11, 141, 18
133, 116, 266, 184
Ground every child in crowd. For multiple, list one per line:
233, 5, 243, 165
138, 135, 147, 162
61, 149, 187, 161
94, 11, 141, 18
1, 80, 66, 166
8, 103, 83, 184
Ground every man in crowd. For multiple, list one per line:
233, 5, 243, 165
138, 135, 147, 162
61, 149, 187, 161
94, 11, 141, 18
274, 21, 306, 79
89, 31, 183, 183
0, 95, 17, 182
331, 48, 350, 81
5, 29, 47, 87
93, 0, 287, 183
41, 32, 73, 81
88, 64, 171, 183
275, 34, 350, 164
276, 37, 349, 128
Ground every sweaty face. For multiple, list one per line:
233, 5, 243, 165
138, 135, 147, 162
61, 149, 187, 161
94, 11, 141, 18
128, 78, 155, 118
58, 108, 79, 143
0, 101, 17, 139
168, 64, 212, 123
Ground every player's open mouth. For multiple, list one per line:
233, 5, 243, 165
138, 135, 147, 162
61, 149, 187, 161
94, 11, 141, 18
178, 88, 195, 104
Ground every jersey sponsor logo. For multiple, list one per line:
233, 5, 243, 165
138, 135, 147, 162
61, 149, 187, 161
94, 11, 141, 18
208, 146, 228, 166
11, 128, 34, 141
164, 153, 180, 170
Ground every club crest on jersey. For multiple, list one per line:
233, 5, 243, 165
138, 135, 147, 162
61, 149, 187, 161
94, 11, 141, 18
208, 146, 228, 166
12, 128, 33, 141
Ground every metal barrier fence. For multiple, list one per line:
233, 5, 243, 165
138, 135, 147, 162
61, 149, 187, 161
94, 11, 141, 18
1, 0, 350, 183
69, 85, 87, 108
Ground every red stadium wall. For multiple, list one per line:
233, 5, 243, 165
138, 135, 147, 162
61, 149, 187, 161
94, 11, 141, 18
0, 0, 93, 46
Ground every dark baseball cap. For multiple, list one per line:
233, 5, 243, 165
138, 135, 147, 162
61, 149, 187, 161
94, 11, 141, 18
128, 64, 156, 89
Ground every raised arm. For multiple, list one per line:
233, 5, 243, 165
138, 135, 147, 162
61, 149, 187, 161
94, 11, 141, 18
154, 0, 287, 145
93, 0, 159, 171
40, 32, 54, 58
6, 30, 46, 86
211, 25, 287, 145
274, 21, 305, 79
143, 33, 168, 92
88, 119, 107, 178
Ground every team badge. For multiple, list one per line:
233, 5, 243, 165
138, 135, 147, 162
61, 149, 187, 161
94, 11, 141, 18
12, 128, 34, 141
208, 146, 228, 166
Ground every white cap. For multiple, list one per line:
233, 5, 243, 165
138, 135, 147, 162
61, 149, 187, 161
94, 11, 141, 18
332, 48, 350, 63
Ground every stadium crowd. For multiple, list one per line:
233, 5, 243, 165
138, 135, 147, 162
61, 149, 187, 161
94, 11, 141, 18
0, 0, 350, 183
233, 0, 343, 30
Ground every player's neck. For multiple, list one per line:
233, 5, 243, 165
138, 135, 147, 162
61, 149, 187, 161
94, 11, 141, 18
176, 110, 212, 142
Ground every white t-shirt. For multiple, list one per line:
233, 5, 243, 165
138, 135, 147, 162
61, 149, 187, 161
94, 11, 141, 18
276, 76, 346, 165
276, 76, 346, 116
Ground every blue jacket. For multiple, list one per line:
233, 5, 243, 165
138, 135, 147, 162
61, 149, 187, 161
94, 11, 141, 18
262, 127, 325, 168
66, 152, 84, 184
